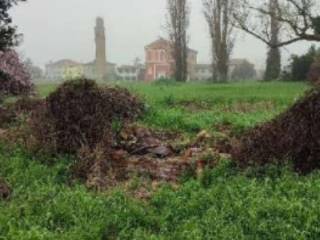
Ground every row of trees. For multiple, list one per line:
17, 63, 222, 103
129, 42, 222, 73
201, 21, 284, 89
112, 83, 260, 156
166, 0, 320, 82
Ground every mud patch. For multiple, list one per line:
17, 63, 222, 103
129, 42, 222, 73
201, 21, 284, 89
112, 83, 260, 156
0, 178, 11, 200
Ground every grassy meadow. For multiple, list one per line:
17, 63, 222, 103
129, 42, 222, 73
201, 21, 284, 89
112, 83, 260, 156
2, 81, 320, 239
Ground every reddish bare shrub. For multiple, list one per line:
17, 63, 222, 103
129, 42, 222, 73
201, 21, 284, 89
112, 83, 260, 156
30, 78, 144, 154
0, 50, 33, 97
232, 89, 320, 173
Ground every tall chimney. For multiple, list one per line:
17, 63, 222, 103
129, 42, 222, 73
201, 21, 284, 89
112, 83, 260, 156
95, 17, 107, 79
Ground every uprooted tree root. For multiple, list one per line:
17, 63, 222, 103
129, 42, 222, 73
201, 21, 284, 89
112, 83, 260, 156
72, 124, 227, 190
232, 89, 320, 174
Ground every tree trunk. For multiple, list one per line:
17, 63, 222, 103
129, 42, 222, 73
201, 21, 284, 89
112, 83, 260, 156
264, 0, 281, 81
167, 0, 189, 82
265, 46, 281, 80
204, 0, 235, 83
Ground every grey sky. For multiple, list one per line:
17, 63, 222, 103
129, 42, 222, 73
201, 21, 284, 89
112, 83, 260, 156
11, 0, 319, 69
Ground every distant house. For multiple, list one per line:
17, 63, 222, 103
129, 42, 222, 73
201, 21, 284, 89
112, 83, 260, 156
144, 38, 198, 82
194, 64, 212, 81
45, 17, 117, 81
45, 59, 83, 81
45, 59, 116, 81
192, 59, 256, 81
116, 64, 145, 81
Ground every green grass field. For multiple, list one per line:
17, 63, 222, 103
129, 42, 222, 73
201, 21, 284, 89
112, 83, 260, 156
2, 81, 320, 240
37, 81, 308, 133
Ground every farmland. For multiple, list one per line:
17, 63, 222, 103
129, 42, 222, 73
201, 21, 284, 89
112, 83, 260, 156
2, 81, 320, 240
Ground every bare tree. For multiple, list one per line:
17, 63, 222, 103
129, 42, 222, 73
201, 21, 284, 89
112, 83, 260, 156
203, 0, 237, 82
166, 0, 190, 82
234, 0, 320, 48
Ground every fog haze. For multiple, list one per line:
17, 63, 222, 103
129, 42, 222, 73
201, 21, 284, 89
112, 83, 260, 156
11, 0, 319, 69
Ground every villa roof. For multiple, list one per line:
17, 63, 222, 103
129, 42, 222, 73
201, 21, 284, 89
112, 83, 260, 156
145, 38, 198, 54
47, 59, 81, 67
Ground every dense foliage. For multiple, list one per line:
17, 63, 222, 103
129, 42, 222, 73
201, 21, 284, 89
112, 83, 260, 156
283, 45, 320, 82
0, 0, 26, 51
231, 60, 256, 81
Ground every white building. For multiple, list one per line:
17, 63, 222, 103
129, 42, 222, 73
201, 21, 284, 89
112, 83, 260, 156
116, 64, 145, 81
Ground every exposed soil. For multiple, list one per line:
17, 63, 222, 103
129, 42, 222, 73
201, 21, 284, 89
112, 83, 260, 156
0, 178, 11, 200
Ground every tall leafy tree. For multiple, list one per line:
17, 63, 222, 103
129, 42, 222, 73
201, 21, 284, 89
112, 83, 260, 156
0, 0, 25, 51
167, 0, 190, 82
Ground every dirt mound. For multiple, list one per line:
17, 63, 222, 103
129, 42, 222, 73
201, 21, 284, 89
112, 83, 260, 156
232, 89, 320, 173
29, 78, 144, 154
0, 178, 11, 200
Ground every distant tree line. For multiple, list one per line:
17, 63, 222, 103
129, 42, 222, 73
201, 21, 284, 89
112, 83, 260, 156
282, 45, 320, 82
166, 0, 320, 82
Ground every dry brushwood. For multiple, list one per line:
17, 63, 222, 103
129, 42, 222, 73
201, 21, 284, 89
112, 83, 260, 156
29, 78, 144, 154
232, 89, 320, 173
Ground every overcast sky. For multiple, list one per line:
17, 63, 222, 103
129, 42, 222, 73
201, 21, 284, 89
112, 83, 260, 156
11, 0, 319, 69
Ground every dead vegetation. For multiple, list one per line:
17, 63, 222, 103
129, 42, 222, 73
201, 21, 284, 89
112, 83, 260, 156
4, 78, 223, 190
232, 89, 320, 173
73, 124, 223, 190
0, 79, 238, 192
29, 78, 144, 154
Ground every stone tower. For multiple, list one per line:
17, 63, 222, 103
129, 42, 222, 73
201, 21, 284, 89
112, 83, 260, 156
95, 17, 107, 79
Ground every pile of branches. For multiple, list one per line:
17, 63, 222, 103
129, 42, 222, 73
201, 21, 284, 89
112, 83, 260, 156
29, 78, 144, 154
232, 89, 320, 173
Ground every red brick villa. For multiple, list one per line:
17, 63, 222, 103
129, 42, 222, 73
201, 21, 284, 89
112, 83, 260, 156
144, 38, 198, 82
